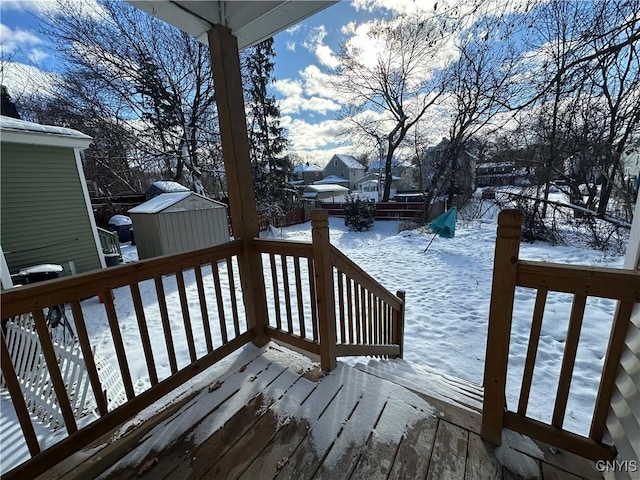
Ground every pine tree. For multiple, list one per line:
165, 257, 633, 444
243, 38, 292, 218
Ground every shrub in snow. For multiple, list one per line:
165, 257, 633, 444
344, 194, 375, 232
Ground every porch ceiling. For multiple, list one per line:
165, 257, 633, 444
127, 0, 338, 49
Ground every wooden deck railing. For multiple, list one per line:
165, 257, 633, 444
1, 240, 252, 479
97, 226, 122, 258
1, 209, 405, 478
254, 210, 405, 370
482, 209, 640, 461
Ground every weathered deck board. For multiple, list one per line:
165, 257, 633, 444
43, 345, 603, 480
465, 432, 502, 480
387, 416, 438, 480
426, 419, 469, 480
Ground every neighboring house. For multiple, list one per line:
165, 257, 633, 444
323, 154, 365, 190
0, 115, 105, 275
128, 192, 230, 259
355, 172, 415, 201
292, 163, 323, 185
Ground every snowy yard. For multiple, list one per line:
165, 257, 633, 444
0, 203, 627, 473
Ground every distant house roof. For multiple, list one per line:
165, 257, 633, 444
0, 115, 92, 149
293, 163, 323, 172
333, 154, 364, 170
314, 175, 349, 184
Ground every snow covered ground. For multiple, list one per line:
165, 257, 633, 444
0, 199, 628, 473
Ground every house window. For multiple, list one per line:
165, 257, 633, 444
334, 158, 338, 166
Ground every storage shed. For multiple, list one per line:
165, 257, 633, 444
128, 192, 229, 259
0, 115, 104, 275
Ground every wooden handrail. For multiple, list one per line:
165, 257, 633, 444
330, 245, 402, 310
517, 261, 640, 301
1, 240, 244, 318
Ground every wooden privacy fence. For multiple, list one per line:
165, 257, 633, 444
481, 209, 640, 461
254, 210, 406, 370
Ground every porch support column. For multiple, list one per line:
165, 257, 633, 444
208, 25, 268, 346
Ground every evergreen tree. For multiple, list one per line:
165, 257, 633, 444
243, 38, 292, 218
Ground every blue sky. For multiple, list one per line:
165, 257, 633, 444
0, 1, 483, 164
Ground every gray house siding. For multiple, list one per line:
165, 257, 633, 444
1, 143, 102, 274
323, 155, 365, 190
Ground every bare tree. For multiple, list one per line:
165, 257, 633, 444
334, 14, 445, 201
40, 0, 221, 194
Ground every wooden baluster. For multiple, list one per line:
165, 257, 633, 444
395, 290, 405, 358
281, 255, 293, 334
307, 257, 318, 342
367, 291, 374, 345
518, 288, 547, 415
270, 254, 282, 331
360, 285, 367, 344
69, 300, 109, 413
346, 276, 354, 343
552, 294, 587, 428
354, 282, 362, 344
294, 256, 306, 338
337, 270, 346, 343
0, 328, 41, 456
154, 278, 178, 374
227, 257, 241, 336
212, 261, 228, 344
311, 210, 337, 371
194, 266, 214, 353
481, 209, 522, 446
176, 271, 197, 362
128, 285, 158, 387
102, 291, 135, 400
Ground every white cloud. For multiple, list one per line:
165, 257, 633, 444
286, 40, 296, 52
273, 78, 303, 97
302, 25, 340, 69
0, 61, 57, 98
0, 23, 43, 53
27, 47, 49, 63
279, 95, 341, 115
299, 65, 337, 98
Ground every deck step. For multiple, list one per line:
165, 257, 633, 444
354, 358, 483, 413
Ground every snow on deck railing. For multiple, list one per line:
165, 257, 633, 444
482, 209, 639, 462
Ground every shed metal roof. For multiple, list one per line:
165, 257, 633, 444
129, 192, 225, 214
127, 1, 337, 50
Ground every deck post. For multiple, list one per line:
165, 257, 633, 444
208, 25, 269, 346
311, 209, 337, 371
481, 209, 522, 445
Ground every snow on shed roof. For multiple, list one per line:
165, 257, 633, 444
149, 181, 190, 192
334, 154, 364, 169
0, 115, 92, 149
304, 184, 349, 193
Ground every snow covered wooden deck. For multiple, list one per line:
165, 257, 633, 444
41, 343, 602, 480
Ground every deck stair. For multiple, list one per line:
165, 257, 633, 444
354, 358, 483, 414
